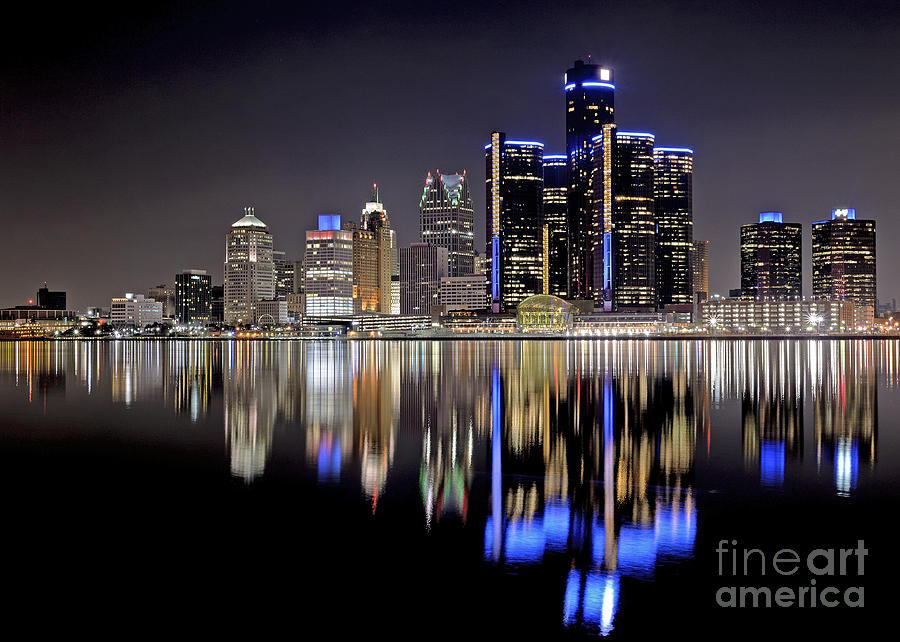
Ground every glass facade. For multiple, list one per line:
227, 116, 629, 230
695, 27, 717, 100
516, 294, 575, 333
304, 216, 354, 317
419, 170, 475, 277
691, 240, 709, 301
484, 134, 544, 311
542, 155, 568, 298
740, 212, 802, 300
613, 133, 656, 311
653, 148, 693, 309
812, 209, 876, 324
565, 59, 615, 301
175, 270, 212, 324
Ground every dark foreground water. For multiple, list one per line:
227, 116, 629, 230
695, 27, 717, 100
2, 339, 897, 636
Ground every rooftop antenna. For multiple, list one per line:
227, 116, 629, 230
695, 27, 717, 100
372, 183, 379, 203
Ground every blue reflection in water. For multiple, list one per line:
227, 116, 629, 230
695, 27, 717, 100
317, 437, 342, 482
760, 440, 786, 487
564, 570, 619, 636
835, 437, 859, 496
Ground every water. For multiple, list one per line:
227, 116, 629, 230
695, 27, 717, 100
1, 339, 896, 635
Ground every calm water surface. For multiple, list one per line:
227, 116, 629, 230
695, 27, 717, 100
2, 339, 897, 636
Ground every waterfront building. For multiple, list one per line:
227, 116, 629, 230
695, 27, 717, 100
110, 293, 163, 328
256, 299, 289, 326
740, 212, 802, 300
812, 208, 876, 326
516, 294, 575, 333
565, 59, 615, 301
37, 283, 66, 310
439, 275, 488, 312
400, 243, 448, 315
419, 170, 475, 276
210, 285, 224, 323
224, 207, 276, 325
484, 133, 544, 311
590, 124, 616, 308
304, 214, 354, 317
613, 131, 657, 311
174, 269, 212, 325
691, 240, 709, 302
343, 221, 380, 314
654, 147, 694, 310
698, 298, 853, 333
148, 285, 176, 317
542, 155, 568, 298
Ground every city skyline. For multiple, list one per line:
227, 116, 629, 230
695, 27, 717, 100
2, 1, 898, 311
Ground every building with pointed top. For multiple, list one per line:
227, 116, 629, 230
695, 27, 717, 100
419, 170, 475, 277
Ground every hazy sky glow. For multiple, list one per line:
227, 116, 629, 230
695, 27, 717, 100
2, 0, 899, 309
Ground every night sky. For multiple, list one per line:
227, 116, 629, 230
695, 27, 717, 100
2, 0, 899, 310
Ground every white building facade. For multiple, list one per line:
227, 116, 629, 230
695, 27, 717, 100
110, 293, 163, 328
224, 207, 276, 325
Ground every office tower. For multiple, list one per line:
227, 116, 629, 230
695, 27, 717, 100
175, 269, 212, 324
439, 275, 488, 311
110, 293, 163, 328
613, 132, 657, 311
342, 221, 379, 313
419, 170, 475, 276
654, 147, 694, 310
148, 284, 176, 317
542, 155, 568, 298
273, 250, 296, 298
211, 285, 224, 323
565, 59, 615, 301
256, 299, 288, 325
691, 240, 710, 301
484, 132, 544, 311
37, 283, 66, 310
360, 188, 396, 313
740, 212, 802, 300
812, 208, 876, 325
591, 124, 616, 309
400, 243, 448, 315
474, 251, 487, 275
304, 214, 354, 317
224, 207, 276, 325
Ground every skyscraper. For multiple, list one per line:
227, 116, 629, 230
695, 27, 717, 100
654, 147, 694, 310
342, 220, 380, 314
484, 132, 544, 311
613, 132, 657, 311
304, 214, 354, 317
590, 124, 616, 309
691, 240, 709, 301
400, 243, 448, 315
542, 155, 568, 298
740, 212, 802, 300
565, 59, 615, 301
37, 283, 66, 310
273, 250, 295, 299
224, 207, 275, 325
175, 269, 212, 324
419, 170, 475, 277
361, 189, 397, 314
812, 208, 876, 325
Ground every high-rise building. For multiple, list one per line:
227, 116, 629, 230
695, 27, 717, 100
342, 221, 379, 313
740, 212, 802, 301
400, 243, 448, 315
542, 155, 568, 298
224, 207, 276, 325
654, 147, 694, 310
175, 269, 212, 324
439, 275, 488, 311
110, 293, 163, 328
613, 132, 657, 311
211, 285, 224, 323
419, 170, 475, 276
273, 250, 296, 299
565, 59, 615, 301
37, 283, 66, 310
360, 189, 396, 313
590, 124, 616, 309
484, 132, 544, 311
691, 240, 710, 301
304, 214, 354, 317
812, 208, 876, 325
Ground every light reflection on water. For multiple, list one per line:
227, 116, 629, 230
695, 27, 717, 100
0, 339, 892, 636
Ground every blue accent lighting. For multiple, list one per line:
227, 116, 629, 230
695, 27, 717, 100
581, 81, 615, 90
564, 83, 576, 91
318, 214, 342, 231
617, 131, 655, 139
505, 140, 545, 147
832, 208, 857, 220
655, 147, 694, 154
543, 154, 567, 160
758, 212, 783, 224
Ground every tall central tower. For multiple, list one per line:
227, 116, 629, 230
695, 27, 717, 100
565, 59, 615, 303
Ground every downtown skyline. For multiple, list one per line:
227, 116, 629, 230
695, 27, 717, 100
2, 1, 899, 311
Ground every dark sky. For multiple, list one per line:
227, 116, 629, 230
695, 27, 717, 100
2, 0, 899, 310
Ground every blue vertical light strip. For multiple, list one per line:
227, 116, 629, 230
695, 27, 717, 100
491, 363, 502, 562
603, 232, 613, 310
491, 237, 501, 302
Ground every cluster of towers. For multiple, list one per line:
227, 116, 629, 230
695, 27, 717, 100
485, 60, 696, 313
